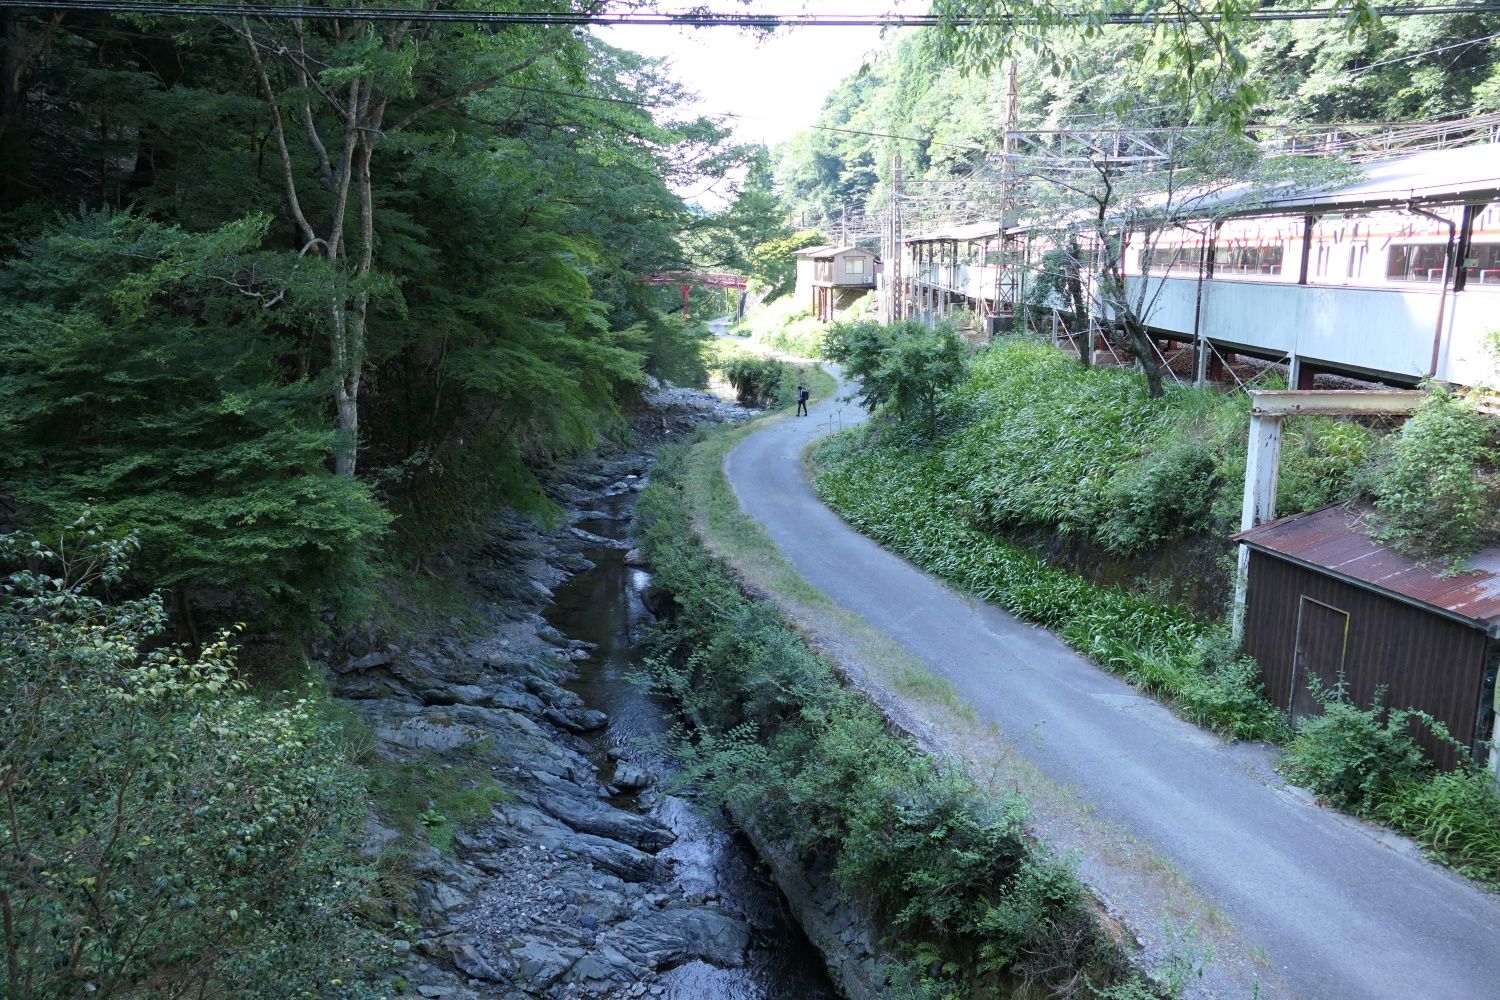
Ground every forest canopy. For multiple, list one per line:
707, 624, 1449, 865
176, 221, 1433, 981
0, 2, 783, 632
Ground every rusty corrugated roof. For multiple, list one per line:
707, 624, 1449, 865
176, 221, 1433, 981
1235, 505, 1500, 628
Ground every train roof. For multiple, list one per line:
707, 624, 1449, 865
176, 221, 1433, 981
1192, 143, 1500, 218
908, 143, 1500, 243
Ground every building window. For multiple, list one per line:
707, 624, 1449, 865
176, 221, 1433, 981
1386, 244, 1448, 282
845, 257, 865, 274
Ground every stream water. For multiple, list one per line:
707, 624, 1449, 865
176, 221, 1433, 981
544, 496, 840, 1000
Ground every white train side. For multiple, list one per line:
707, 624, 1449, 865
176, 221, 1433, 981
901, 145, 1500, 388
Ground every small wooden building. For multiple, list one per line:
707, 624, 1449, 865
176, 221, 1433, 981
1236, 505, 1500, 769
793, 245, 877, 321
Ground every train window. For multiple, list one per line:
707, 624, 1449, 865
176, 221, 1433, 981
1385, 244, 1448, 281
1466, 243, 1500, 285
1212, 243, 1284, 276
1141, 247, 1199, 272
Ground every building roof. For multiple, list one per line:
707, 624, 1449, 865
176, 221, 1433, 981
793, 244, 871, 258
1234, 504, 1500, 631
907, 220, 1007, 244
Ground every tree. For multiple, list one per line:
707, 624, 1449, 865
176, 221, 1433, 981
0, 520, 377, 999
227, 7, 573, 477
926, 0, 1379, 129
1016, 125, 1340, 396
747, 229, 828, 302
0, 212, 388, 631
1369, 384, 1500, 567
824, 318, 967, 438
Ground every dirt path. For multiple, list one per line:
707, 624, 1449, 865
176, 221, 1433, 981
722, 370, 1500, 1000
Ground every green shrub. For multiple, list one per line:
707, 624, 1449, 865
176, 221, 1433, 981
1100, 438, 1221, 556
719, 353, 794, 407
1380, 769, 1500, 884
0, 518, 382, 999
824, 319, 968, 438
1368, 383, 1499, 568
1279, 681, 1500, 887
1280, 684, 1432, 813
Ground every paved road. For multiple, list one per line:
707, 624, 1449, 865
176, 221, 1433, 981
724, 373, 1500, 1000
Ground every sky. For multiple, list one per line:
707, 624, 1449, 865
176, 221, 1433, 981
594, 3, 927, 150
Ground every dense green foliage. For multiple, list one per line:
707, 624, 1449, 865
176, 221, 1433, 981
824, 319, 968, 439
1282, 685, 1500, 886
1367, 384, 1500, 567
717, 351, 802, 409
775, 15, 1500, 227
0, 213, 388, 627
636, 437, 1147, 999
746, 229, 827, 302
936, 342, 1369, 557
0, 4, 763, 632
0, 521, 380, 999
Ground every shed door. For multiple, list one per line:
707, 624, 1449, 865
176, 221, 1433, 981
1290, 596, 1350, 723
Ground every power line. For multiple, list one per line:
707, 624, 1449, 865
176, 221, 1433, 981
493, 81, 986, 149
1345, 29, 1500, 75
4, 1, 1500, 26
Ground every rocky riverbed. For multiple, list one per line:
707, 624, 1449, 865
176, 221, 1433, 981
326, 383, 839, 1000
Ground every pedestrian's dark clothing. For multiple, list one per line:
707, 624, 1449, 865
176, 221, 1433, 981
796, 387, 809, 417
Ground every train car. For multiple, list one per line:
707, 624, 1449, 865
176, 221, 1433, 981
1119, 145, 1500, 388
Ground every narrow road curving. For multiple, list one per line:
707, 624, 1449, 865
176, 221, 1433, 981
723, 369, 1500, 1000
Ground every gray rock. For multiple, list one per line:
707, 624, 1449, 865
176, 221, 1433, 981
624, 548, 647, 567
543, 706, 608, 733
510, 939, 583, 987
609, 906, 751, 969
612, 762, 653, 791
450, 940, 505, 982
377, 717, 479, 754
342, 649, 395, 674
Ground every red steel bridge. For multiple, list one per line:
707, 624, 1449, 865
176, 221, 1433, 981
640, 271, 748, 319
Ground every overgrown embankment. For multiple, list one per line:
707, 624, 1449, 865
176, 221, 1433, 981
635, 423, 1157, 1000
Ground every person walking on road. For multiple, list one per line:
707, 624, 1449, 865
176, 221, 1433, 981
796, 384, 810, 417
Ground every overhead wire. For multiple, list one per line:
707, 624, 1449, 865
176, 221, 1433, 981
1345, 28, 1500, 74
4, 1, 1500, 25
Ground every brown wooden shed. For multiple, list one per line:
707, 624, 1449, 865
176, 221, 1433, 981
1235, 505, 1500, 769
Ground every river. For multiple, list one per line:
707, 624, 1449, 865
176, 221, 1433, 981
543, 491, 841, 1000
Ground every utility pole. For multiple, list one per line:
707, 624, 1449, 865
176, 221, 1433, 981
998, 60, 1019, 320
890, 151, 904, 322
